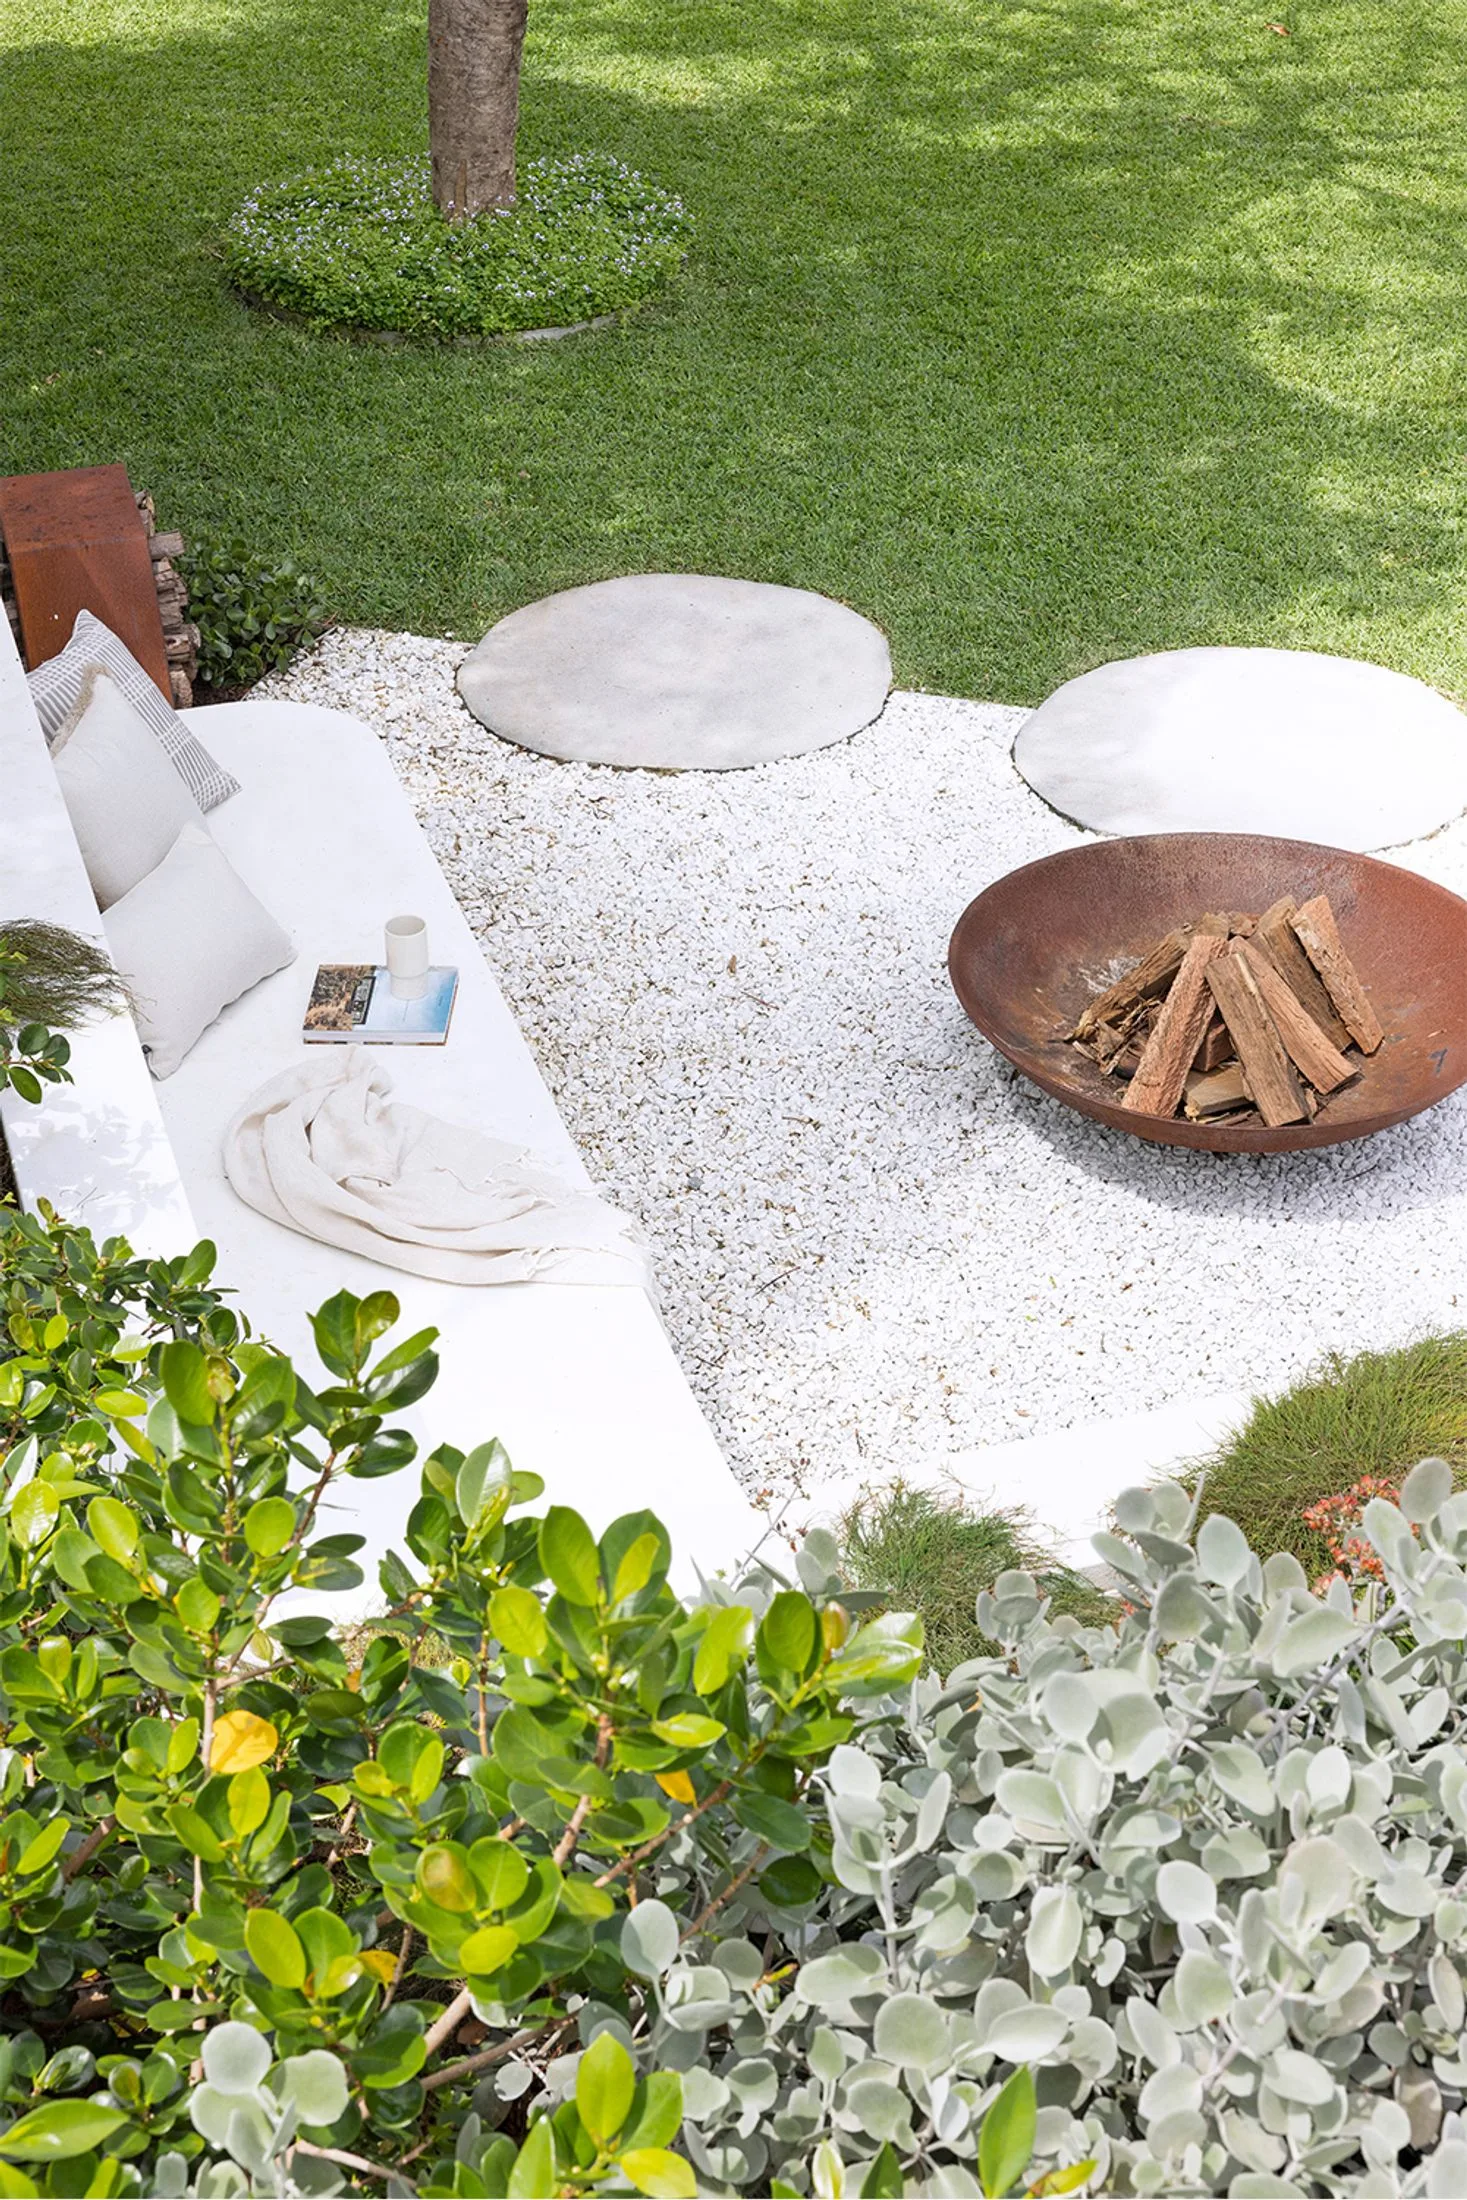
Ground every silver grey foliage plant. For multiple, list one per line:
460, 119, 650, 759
655, 1468, 1467, 2197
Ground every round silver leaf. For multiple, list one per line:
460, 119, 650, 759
1156, 1861, 1217, 1926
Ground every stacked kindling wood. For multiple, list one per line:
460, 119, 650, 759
134, 490, 200, 708
1071, 895, 1383, 1127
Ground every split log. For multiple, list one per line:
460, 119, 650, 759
1237, 940, 1358, 1095
1184, 1064, 1251, 1119
1205, 946, 1309, 1127
1091, 1002, 1147, 1068
1123, 934, 1228, 1116
1251, 897, 1351, 1049
1072, 928, 1190, 1042
1290, 895, 1383, 1055
1194, 1011, 1234, 1074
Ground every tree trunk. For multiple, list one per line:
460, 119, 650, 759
428, 0, 529, 219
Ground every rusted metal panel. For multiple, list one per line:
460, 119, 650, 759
0, 462, 172, 699
948, 832, 1467, 1153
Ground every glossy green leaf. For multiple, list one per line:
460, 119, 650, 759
978, 2066, 1036, 2199
469, 1836, 530, 1911
0, 2100, 129, 2162
166, 1805, 226, 1861
860, 2143, 905, 2198
227, 1767, 272, 1840
10, 1480, 58, 1550
490, 1584, 547, 1659
539, 1506, 601, 1606
1029, 2163, 1099, 2198
459, 1925, 519, 1974
651, 1712, 725, 1749
456, 1439, 511, 1528
622, 2071, 684, 2153
610, 1531, 662, 1605
733, 1790, 811, 1852
245, 1907, 307, 1989
159, 1340, 216, 1425
244, 1496, 296, 1557
506, 2116, 555, 2199
577, 2029, 636, 2146
693, 1604, 753, 1695
621, 2149, 697, 2199
759, 1854, 823, 1909
418, 1844, 478, 1914
759, 1591, 818, 1677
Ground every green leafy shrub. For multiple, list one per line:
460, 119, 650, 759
179, 537, 330, 690
1190, 1334, 1467, 1579
839, 1481, 1115, 1671
0, 1206, 925, 2196
221, 154, 691, 339
12, 1205, 1467, 2194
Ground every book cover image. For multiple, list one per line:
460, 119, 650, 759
304, 964, 459, 1044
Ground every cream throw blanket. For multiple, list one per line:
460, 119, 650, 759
223, 1052, 650, 1289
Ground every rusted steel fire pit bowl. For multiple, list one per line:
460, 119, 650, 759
948, 832, 1467, 1153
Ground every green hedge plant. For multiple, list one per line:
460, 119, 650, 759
178, 537, 329, 691
10, 1204, 1467, 2194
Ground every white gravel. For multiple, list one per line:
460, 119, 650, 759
261, 628, 1467, 1503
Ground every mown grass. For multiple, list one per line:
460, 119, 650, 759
5, 0, 1467, 700
1189, 1333, 1467, 1580
839, 1480, 1114, 1672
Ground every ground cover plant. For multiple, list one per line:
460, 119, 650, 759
1189, 1335, 1467, 1582
5, 0, 1467, 700
838, 1482, 1113, 1673
223, 154, 690, 338
11, 1209, 1467, 2193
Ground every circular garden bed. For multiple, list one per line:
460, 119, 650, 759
222, 153, 690, 340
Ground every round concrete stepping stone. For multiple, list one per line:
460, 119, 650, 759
457, 574, 891, 769
1013, 646, 1467, 852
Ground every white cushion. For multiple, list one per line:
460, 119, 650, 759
28, 608, 239, 810
103, 822, 296, 1078
50, 667, 205, 910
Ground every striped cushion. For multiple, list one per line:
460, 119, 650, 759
27, 609, 239, 812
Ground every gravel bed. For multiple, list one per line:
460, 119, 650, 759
262, 629, 1467, 1502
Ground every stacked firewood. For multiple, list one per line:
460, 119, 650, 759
1071, 895, 1383, 1127
134, 490, 200, 707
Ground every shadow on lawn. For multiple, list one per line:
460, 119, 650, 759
5, 0, 1467, 696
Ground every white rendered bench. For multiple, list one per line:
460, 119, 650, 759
0, 618, 764, 1602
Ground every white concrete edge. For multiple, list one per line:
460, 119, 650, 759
770, 1386, 1258, 1573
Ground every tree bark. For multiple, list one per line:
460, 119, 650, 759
428, 0, 529, 219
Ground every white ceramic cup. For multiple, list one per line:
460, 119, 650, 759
385, 914, 429, 998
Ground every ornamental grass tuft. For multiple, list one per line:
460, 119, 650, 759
1188, 1334, 1467, 1582
838, 1479, 1116, 1670
222, 153, 690, 339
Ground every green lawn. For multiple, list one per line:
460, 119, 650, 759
5, 0, 1467, 702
